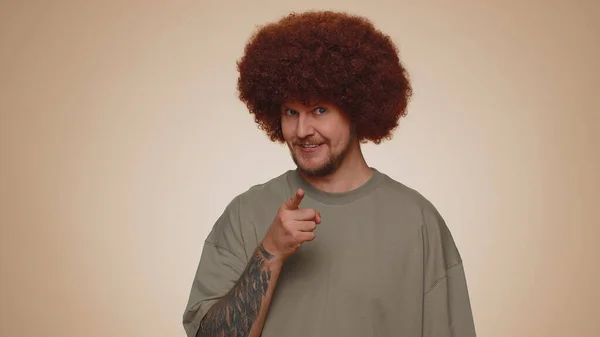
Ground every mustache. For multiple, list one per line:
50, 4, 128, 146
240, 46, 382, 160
293, 138, 326, 146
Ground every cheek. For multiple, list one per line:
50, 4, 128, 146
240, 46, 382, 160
280, 121, 294, 142
330, 128, 351, 147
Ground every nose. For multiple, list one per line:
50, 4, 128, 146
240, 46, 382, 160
295, 113, 315, 139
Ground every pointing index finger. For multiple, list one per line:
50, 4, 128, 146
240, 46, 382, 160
284, 188, 304, 210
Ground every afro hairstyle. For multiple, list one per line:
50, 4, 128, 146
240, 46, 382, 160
236, 10, 412, 144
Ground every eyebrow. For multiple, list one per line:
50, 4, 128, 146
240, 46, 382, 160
283, 103, 324, 111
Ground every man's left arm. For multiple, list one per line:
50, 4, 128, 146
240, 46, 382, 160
423, 261, 477, 337
420, 198, 477, 337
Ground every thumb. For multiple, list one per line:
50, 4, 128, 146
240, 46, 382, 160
284, 189, 304, 210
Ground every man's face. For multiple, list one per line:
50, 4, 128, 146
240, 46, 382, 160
281, 100, 354, 177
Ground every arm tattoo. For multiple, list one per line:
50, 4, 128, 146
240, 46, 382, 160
198, 245, 274, 337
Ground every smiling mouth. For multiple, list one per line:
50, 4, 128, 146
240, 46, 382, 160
298, 143, 324, 152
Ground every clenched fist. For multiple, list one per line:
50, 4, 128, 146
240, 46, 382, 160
261, 189, 321, 263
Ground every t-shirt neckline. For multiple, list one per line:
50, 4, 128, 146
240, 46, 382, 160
287, 167, 384, 205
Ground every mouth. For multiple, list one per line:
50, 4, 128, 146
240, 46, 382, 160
298, 143, 324, 153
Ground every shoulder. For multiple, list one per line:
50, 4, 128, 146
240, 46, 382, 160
376, 170, 443, 221
376, 170, 461, 263
219, 170, 293, 208
205, 171, 292, 244
235, 170, 293, 209
217, 170, 293, 225
240, 170, 292, 199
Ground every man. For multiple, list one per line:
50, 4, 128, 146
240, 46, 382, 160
183, 10, 476, 337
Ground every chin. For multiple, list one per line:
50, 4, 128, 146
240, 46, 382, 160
296, 160, 337, 177
291, 148, 345, 178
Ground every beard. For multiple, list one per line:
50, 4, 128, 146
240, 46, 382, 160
289, 137, 353, 178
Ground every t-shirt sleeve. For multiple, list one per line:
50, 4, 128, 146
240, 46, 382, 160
182, 196, 249, 337
423, 262, 477, 337
421, 201, 477, 337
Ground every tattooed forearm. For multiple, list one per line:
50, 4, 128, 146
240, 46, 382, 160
198, 245, 277, 337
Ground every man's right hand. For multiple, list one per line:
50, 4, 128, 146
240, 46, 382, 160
261, 188, 321, 263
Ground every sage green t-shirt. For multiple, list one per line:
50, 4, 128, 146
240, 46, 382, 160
183, 168, 476, 336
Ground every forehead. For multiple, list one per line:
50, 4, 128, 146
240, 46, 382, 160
282, 100, 338, 110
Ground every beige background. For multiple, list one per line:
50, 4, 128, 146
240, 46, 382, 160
1, 1, 598, 336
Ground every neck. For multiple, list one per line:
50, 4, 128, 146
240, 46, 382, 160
299, 143, 373, 193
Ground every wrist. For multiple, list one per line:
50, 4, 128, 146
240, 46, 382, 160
260, 236, 285, 266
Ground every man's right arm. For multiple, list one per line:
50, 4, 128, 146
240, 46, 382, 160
187, 188, 318, 337
197, 244, 283, 337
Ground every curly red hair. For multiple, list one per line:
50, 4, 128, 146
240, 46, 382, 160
237, 11, 412, 144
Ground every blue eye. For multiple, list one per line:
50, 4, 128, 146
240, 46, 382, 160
285, 109, 298, 116
315, 107, 327, 115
